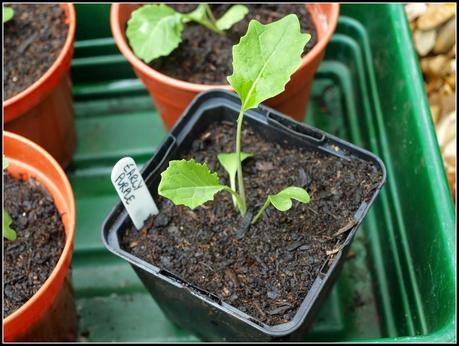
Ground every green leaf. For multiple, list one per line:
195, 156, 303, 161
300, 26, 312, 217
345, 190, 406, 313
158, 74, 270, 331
3, 157, 16, 241
158, 159, 225, 209
183, 4, 207, 23
126, 4, 184, 63
3, 6, 14, 23
216, 5, 248, 31
3, 210, 16, 241
182, 4, 223, 35
269, 186, 310, 211
217, 152, 252, 183
227, 15, 311, 112
217, 152, 252, 208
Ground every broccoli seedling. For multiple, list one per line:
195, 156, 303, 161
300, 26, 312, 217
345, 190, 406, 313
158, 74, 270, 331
126, 4, 248, 63
158, 15, 312, 224
3, 157, 17, 241
251, 187, 310, 224
3, 6, 14, 23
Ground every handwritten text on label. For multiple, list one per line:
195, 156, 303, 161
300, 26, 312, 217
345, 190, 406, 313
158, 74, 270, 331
114, 163, 144, 205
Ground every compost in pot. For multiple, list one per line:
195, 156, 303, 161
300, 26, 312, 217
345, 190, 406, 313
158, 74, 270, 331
3, 4, 68, 100
3, 172, 65, 317
128, 4, 318, 84
120, 121, 383, 326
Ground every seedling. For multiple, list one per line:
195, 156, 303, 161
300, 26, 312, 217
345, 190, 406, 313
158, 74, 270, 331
126, 4, 248, 63
251, 187, 310, 224
158, 15, 312, 224
3, 6, 14, 23
3, 157, 17, 241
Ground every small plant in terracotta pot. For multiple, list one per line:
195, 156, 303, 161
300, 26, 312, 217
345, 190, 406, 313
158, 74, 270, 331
3, 3, 76, 167
111, 3, 339, 129
3, 132, 77, 341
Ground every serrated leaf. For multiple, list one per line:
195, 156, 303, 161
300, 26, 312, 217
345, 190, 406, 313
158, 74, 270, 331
3, 210, 16, 241
227, 15, 310, 112
3, 156, 9, 170
216, 5, 248, 31
126, 4, 184, 63
269, 186, 310, 211
158, 159, 225, 209
217, 152, 253, 181
3, 7, 14, 23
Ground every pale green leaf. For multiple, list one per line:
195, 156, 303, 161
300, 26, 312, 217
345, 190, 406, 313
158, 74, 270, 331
126, 4, 184, 63
217, 152, 252, 181
227, 15, 311, 112
217, 152, 252, 209
216, 5, 248, 31
3, 210, 16, 241
3, 7, 14, 23
3, 156, 9, 170
183, 4, 207, 23
158, 159, 225, 209
269, 186, 310, 211
182, 4, 223, 34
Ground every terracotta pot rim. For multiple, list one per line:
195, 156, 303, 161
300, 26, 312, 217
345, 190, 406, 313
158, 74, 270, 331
3, 4, 76, 119
3, 131, 76, 330
110, 3, 340, 92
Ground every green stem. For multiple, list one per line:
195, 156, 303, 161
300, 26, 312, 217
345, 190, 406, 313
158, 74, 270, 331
197, 18, 224, 35
204, 4, 218, 24
223, 186, 245, 215
229, 175, 237, 207
182, 7, 223, 35
251, 198, 270, 225
235, 108, 247, 215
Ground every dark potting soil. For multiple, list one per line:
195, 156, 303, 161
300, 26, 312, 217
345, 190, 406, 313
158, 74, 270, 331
120, 122, 383, 326
3, 4, 68, 100
3, 173, 65, 317
147, 4, 318, 84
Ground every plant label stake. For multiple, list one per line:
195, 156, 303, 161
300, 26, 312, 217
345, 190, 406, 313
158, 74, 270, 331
111, 157, 158, 230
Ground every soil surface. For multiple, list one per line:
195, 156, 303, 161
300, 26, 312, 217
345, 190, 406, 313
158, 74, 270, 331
146, 4, 318, 84
3, 173, 65, 317
3, 4, 68, 100
120, 122, 383, 326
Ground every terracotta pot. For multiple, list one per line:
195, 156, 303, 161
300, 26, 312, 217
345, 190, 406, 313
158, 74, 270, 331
111, 4, 340, 130
3, 4, 77, 168
3, 131, 77, 341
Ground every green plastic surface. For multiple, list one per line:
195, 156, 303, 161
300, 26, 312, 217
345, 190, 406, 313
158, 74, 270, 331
69, 4, 456, 342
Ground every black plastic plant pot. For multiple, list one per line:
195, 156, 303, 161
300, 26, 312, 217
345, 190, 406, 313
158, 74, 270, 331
101, 90, 386, 342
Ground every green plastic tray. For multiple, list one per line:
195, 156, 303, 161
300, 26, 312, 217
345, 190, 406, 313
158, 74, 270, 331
69, 4, 456, 342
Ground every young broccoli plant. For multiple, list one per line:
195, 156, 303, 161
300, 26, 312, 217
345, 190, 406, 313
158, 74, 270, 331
251, 187, 310, 224
158, 15, 312, 224
126, 4, 248, 63
3, 157, 17, 241
3, 6, 14, 23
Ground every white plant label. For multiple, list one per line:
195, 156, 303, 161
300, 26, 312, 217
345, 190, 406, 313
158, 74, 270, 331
111, 157, 159, 230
